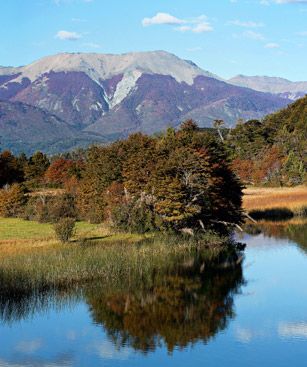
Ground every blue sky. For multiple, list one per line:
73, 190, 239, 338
1, 0, 307, 80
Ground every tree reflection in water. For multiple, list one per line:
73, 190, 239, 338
85, 265, 244, 353
244, 221, 307, 252
0, 249, 244, 354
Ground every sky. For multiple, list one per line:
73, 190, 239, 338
1, 0, 307, 80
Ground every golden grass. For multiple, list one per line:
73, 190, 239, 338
243, 186, 307, 212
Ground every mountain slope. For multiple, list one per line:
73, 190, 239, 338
0, 100, 76, 151
0, 51, 294, 152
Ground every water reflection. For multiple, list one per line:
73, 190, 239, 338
85, 267, 244, 353
2, 225, 307, 366
244, 220, 307, 252
0, 254, 244, 354
0, 289, 81, 325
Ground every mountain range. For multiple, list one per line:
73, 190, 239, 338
0, 50, 306, 153
228, 75, 307, 101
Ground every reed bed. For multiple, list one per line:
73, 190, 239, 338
0, 218, 231, 295
0, 236, 225, 295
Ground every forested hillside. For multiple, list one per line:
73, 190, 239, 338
228, 96, 307, 186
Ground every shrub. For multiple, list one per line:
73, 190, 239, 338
53, 218, 76, 243
23, 193, 77, 223
110, 200, 157, 234
48, 193, 77, 222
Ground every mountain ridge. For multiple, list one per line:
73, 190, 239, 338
228, 75, 307, 100
0, 50, 295, 153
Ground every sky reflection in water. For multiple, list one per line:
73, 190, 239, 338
1, 223, 307, 367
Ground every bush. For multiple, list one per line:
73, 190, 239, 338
110, 200, 157, 234
23, 193, 77, 223
53, 218, 76, 243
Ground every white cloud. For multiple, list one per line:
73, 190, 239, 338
142, 13, 213, 33
176, 22, 213, 33
265, 42, 280, 48
192, 22, 213, 33
142, 13, 185, 26
55, 30, 81, 41
229, 20, 264, 28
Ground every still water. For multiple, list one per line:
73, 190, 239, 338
0, 222, 307, 367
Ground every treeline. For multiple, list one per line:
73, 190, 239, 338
0, 121, 243, 234
227, 96, 307, 186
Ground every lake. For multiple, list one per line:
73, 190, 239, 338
0, 221, 307, 367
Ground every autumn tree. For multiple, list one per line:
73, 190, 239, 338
44, 158, 83, 186
24, 151, 50, 186
0, 184, 27, 217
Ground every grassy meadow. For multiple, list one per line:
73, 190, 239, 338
243, 186, 307, 218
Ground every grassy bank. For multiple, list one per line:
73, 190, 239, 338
243, 186, 307, 219
0, 218, 239, 295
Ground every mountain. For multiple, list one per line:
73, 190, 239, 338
0, 100, 108, 154
229, 75, 307, 101
0, 51, 292, 153
0, 100, 73, 152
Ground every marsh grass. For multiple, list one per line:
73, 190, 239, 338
0, 216, 237, 295
243, 186, 307, 219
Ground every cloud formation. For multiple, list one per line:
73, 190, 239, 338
142, 13, 184, 26
55, 30, 81, 41
176, 22, 213, 33
142, 13, 213, 33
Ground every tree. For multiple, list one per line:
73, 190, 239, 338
0, 150, 25, 187
0, 184, 27, 217
25, 151, 50, 185
44, 158, 83, 186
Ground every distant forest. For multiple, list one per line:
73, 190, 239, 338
228, 96, 306, 187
